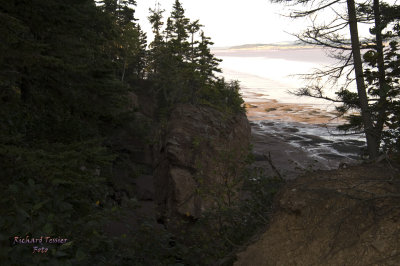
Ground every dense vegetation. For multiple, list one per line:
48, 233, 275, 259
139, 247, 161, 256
0, 0, 264, 265
146, 1, 244, 116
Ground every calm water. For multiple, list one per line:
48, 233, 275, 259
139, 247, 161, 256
213, 48, 338, 106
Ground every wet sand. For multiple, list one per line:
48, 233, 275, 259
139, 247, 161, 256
245, 99, 365, 179
245, 99, 343, 125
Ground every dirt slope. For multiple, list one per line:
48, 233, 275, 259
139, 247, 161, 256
234, 162, 400, 266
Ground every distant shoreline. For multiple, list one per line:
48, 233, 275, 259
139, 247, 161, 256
212, 38, 384, 51
211, 42, 317, 51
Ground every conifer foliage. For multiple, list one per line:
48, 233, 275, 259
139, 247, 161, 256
360, 3, 400, 152
0, 0, 144, 264
147, 0, 243, 113
0, 0, 244, 264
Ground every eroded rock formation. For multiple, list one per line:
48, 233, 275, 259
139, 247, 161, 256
153, 104, 251, 218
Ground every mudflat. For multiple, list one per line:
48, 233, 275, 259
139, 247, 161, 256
246, 99, 364, 179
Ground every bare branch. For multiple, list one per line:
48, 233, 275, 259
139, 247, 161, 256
289, 86, 344, 102
286, 0, 343, 17
263, 153, 284, 181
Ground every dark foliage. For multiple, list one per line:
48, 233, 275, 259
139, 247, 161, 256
0, 0, 254, 265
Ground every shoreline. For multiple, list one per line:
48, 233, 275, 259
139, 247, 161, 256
244, 99, 344, 125
244, 98, 365, 179
213, 46, 365, 177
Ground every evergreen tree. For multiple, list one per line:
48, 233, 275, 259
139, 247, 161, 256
196, 31, 222, 84
146, 0, 244, 113
272, 0, 400, 158
148, 4, 165, 76
98, 0, 147, 83
148, 0, 191, 107
188, 20, 202, 63
168, 0, 191, 59
360, 3, 400, 152
0, 0, 140, 264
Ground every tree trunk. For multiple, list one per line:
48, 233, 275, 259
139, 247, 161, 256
373, 0, 387, 143
346, 0, 380, 158
121, 60, 126, 82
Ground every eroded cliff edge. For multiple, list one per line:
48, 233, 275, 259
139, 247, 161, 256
107, 91, 251, 227
153, 103, 251, 218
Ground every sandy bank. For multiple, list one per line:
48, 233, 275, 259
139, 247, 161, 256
245, 99, 343, 125
234, 162, 400, 266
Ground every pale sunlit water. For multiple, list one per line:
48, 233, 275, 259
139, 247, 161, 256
213, 48, 342, 109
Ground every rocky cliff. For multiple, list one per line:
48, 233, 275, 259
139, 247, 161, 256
153, 104, 251, 218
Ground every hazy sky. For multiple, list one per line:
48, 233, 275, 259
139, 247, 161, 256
135, 0, 308, 47
134, 0, 381, 47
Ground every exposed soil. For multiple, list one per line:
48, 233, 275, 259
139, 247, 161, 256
234, 162, 400, 266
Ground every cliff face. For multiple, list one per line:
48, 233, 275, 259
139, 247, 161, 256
153, 104, 251, 218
